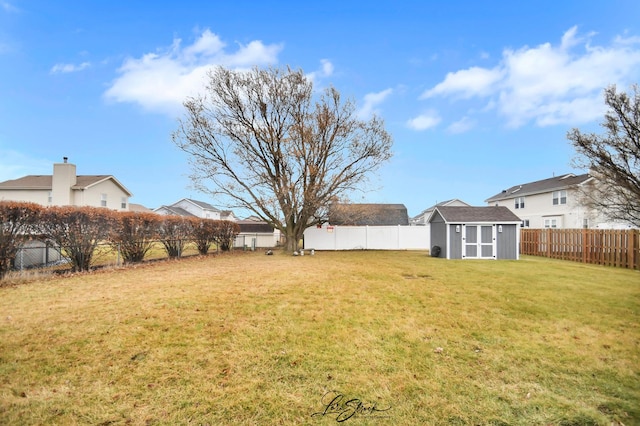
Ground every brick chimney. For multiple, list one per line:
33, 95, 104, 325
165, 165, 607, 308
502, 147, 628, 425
51, 157, 77, 206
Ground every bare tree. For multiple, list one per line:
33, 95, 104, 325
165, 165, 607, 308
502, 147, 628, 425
173, 66, 393, 251
568, 84, 640, 227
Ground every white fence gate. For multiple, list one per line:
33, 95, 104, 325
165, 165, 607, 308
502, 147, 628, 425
303, 225, 430, 251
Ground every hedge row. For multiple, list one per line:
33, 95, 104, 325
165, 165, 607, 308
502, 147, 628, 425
0, 201, 240, 278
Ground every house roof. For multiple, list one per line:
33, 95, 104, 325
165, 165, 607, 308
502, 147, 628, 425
154, 205, 196, 217
236, 220, 274, 233
128, 203, 153, 213
430, 206, 521, 223
175, 198, 220, 211
329, 203, 409, 226
485, 173, 592, 203
0, 174, 133, 196
412, 199, 471, 220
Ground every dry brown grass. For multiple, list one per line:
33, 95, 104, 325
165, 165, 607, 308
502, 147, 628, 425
0, 250, 638, 425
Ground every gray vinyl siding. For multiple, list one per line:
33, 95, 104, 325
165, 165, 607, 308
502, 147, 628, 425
496, 224, 518, 259
449, 224, 462, 259
430, 211, 446, 258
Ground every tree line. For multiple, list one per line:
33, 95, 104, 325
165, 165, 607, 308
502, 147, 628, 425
0, 202, 240, 279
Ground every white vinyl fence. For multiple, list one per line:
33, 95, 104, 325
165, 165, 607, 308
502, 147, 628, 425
303, 225, 430, 251
233, 232, 280, 250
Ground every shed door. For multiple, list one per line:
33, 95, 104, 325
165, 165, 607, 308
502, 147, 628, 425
462, 225, 496, 259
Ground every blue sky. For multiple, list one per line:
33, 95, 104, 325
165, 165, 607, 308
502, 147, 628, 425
1, 1, 639, 217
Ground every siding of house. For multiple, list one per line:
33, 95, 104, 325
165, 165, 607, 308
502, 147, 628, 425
172, 199, 222, 219
491, 191, 588, 229
81, 180, 131, 211
0, 189, 50, 205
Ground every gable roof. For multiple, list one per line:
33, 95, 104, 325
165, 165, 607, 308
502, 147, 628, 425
154, 206, 196, 217
430, 206, 521, 223
412, 199, 471, 220
128, 203, 153, 212
176, 198, 220, 211
485, 173, 592, 203
329, 203, 409, 226
0, 174, 133, 196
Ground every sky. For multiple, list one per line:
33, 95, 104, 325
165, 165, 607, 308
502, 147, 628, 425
1, 1, 639, 218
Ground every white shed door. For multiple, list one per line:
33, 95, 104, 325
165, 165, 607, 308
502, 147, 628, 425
462, 225, 496, 259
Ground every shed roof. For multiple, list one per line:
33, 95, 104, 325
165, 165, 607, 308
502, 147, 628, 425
485, 173, 592, 202
430, 206, 521, 223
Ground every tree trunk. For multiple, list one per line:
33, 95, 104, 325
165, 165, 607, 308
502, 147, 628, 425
284, 227, 303, 252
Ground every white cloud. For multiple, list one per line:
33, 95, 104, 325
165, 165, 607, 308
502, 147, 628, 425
0, 149, 51, 182
422, 66, 503, 99
1, 2, 19, 13
447, 116, 476, 134
104, 29, 284, 116
306, 58, 335, 83
422, 27, 640, 127
50, 62, 91, 74
406, 111, 441, 131
357, 88, 393, 119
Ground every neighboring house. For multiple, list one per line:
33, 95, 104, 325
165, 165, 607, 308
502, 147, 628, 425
328, 203, 409, 226
128, 203, 154, 213
484, 173, 626, 229
154, 198, 236, 221
428, 206, 521, 260
154, 199, 279, 248
234, 218, 280, 249
410, 199, 471, 226
0, 158, 132, 211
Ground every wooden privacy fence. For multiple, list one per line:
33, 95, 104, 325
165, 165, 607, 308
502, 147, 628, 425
521, 228, 640, 270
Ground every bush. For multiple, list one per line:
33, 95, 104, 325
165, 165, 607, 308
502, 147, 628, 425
158, 216, 194, 258
0, 201, 42, 279
39, 206, 118, 272
110, 212, 161, 263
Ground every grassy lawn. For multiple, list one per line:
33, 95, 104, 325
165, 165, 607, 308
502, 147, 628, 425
0, 251, 638, 425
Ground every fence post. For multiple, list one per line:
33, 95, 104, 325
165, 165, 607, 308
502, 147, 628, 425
629, 229, 638, 270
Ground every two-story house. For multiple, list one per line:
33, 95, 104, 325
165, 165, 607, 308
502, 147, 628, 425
154, 198, 236, 221
0, 158, 133, 211
485, 173, 630, 229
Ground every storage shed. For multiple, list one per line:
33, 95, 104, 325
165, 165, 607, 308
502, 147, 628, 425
428, 206, 521, 260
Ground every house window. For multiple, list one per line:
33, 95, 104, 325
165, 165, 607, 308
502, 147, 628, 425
583, 218, 589, 229
544, 218, 558, 228
101, 193, 107, 207
48, 191, 52, 204
121, 197, 127, 209
521, 219, 530, 228
552, 190, 567, 205
514, 197, 525, 209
